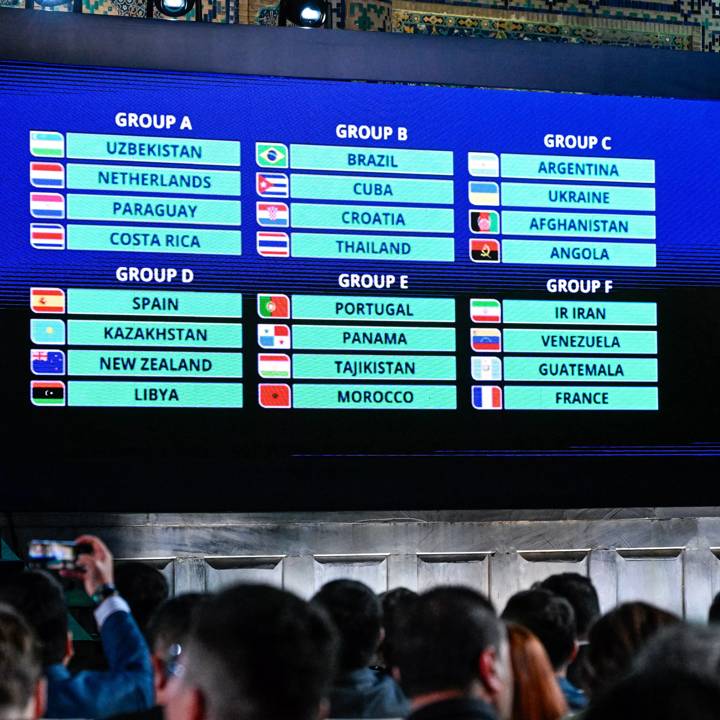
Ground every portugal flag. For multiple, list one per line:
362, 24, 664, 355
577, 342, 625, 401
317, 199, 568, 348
257, 294, 290, 319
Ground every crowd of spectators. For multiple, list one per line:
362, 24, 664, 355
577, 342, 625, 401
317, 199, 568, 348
1, 534, 720, 720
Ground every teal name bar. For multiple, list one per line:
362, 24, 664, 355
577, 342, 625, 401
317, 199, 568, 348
68, 350, 243, 378
504, 385, 658, 410
501, 211, 656, 239
291, 174, 454, 204
502, 240, 656, 267
66, 194, 241, 226
291, 233, 454, 262
501, 183, 655, 211
66, 133, 241, 166
503, 357, 658, 383
503, 300, 657, 326
290, 144, 453, 176
66, 163, 241, 196
67, 289, 242, 318
67, 225, 241, 256
292, 325, 456, 352
500, 154, 655, 183
68, 381, 243, 408
293, 354, 456, 381
68, 320, 243, 348
291, 203, 454, 233
293, 384, 457, 410
503, 329, 657, 355
291, 295, 455, 323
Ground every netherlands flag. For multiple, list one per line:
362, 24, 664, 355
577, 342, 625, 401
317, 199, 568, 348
30, 224, 65, 250
30, 131, 64, 158
471, 328, 502, 352
30, 162, 65, 189
30, 193, 65, 219
256, 202, 289, 227
257, 232, 290, 257
472, 385, 503, 410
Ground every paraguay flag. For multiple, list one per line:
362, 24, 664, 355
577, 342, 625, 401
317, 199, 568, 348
471, 328, 502, 352
31, 193, 65, 219
30, 162, 65, 189
256, 173, 289, 198
257, 324, 291, 349
256, 202, 289, 228
31, 224, 65, 250
256, 232, 290, 257
30, 131, 64, 158
472, 385, 503, 410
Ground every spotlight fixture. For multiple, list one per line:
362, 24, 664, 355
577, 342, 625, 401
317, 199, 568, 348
154, 0, 195, 17
277, 0, 328, 28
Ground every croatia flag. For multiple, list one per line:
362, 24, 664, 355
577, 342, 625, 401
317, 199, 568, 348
258, 324, 291, 349
471, 328, 502, 352
30, 131, 64, 158
30, 193, 65, 219
31, 224, 65, 250
472, 385, 503, 410
256, 202, 289, 227
30, 162, 65, 189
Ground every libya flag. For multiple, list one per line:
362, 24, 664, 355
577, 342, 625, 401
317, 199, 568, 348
257, 294, 290, 319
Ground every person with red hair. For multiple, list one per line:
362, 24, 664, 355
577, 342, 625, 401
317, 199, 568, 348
507, 624, 568, 720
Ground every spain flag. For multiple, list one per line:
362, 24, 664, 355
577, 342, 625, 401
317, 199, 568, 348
30, 287, 65, 314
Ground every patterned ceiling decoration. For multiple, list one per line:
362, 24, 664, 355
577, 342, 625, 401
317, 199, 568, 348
5, 0, 719, 50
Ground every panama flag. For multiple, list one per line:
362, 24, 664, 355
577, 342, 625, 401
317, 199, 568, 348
257, 294, 290, 319
31, 349, 65, 375
472, 385, 503, 410
258, 353, 291, 379
258, 324, 291, 349
30, 131, 64, 158
258, 383, 292, 408
471, 356, 502, 382
31, 224, 65, 250
257, 202, 289, 227
471, 328, 502, 352
470, 299, 501, 323
468, 152, 499, 177
31, 287, 65, 314
30, 162, 65, 189
468, 182, 499, 206
257, 232, 290, 257
256, 173, 289, 198
30, 193, 65, 219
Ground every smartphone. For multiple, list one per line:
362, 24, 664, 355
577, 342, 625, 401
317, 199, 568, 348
28, 540, 92, 571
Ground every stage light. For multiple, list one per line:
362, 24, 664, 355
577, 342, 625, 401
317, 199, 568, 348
154, 0, 195, 17
278, 0, 328, 28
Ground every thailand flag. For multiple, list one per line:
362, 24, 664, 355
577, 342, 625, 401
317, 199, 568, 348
256, 202, 289, 227
257, 232, 290, 257
472, 385, 503, 410
257, 324, 291, 349
30, 224, 65, 250
30, 193, 65, 219
30, 162, 65, 189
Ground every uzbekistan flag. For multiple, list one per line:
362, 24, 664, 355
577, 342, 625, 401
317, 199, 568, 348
30, 162, 65, 188
256, 202, 289, 227
30, 131, 65, 158
31, 287, 65, 314
258, 324, 291, 349
472, 385, 503, 410
471, 328, 502, 352
258, 354, 291, 379
30, 193, 65, 219
470, 299, 501, 323
31, 224, 65, 250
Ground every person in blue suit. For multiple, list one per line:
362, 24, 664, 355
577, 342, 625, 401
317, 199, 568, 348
0, 535, 154, 719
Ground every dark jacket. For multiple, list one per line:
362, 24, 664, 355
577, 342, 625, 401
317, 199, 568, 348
45, 609, 154, 719
408, 697, 498, 720
329, 667, 410, 718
